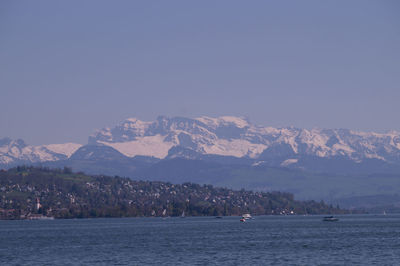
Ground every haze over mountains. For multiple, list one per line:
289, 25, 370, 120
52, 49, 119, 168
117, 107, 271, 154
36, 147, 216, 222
2, 115, 400, 209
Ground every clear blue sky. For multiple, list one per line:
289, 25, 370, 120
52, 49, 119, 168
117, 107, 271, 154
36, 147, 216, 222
1, 0, 399, 145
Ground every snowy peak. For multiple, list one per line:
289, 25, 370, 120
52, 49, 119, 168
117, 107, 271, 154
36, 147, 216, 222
89, 116, 265, 159
196, 116, 250, 129
89, 118, 152, 143
44, 143, 83, 157
2, 116, 400, 169
88, 116, 400, 164
0, 138, 27, 149
0, 138, 82, 166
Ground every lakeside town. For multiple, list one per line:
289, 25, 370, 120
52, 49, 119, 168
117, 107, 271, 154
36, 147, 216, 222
0, 166, 346, 220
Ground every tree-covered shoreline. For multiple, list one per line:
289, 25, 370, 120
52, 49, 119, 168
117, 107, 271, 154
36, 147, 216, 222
0, 166, 348, 219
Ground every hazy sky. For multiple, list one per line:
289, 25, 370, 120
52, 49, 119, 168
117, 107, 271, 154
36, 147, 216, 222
1, 1, 399, 145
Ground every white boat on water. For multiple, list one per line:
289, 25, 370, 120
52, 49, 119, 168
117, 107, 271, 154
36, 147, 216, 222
242, 213, 252, 220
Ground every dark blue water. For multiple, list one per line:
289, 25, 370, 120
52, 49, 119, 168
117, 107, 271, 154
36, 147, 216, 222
1, 215, 400, 265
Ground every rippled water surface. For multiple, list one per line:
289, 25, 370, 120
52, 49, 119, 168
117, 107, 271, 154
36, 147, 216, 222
1, 215, 400, 265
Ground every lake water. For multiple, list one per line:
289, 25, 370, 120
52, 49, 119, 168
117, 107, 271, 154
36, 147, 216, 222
1, 214, 400, 265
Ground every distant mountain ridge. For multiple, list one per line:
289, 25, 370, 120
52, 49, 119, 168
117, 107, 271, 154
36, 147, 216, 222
89, 116, 400, 166
1, 115, 400, 170
0, 137, 81, 165
2, 116, 400, 209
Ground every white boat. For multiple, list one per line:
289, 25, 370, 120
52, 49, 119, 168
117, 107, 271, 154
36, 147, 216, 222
242, 213, 252, 220
181, 211, 185, 218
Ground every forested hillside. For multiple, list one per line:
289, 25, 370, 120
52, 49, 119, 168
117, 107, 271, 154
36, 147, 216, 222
0, 166, 346, 219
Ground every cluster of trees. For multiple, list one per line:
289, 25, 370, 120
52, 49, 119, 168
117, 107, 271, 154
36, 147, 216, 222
0, 166, 347, 219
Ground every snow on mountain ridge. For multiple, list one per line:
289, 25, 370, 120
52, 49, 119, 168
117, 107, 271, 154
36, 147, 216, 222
2, 116, 400, 166
98, 135, 174, 158
89, 116, 400, 162
44, 143, 82, 157
90, 116, 265, 159
196, 116, 250, 129
0, 138, 82, 166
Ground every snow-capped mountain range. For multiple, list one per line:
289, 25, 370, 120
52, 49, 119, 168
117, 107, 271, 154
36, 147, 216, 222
0, 137, 81, 165
2, 115, 400, 169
